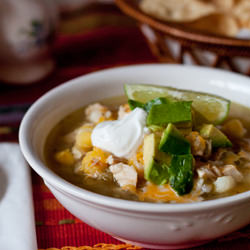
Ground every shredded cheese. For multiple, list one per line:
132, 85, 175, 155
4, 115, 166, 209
137, 183, 201, 203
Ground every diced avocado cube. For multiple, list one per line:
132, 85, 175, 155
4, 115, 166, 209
168, 154, 194, 196
147, 101, 192, 126
200, 124, 232, 148
155, 150, 172, 165
143, 133, 169, 185
144, 97, 169, 112
146, 161, 169, 185
159, 123, 191, 155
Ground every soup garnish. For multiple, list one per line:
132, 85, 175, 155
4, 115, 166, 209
45, 84, 250, 203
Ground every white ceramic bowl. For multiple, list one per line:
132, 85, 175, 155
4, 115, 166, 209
19, 64, 250, 249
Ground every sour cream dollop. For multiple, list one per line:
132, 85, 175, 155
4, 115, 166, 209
91, 108, 147, 159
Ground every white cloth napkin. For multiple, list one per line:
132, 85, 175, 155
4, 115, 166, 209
0, 143, 37, 250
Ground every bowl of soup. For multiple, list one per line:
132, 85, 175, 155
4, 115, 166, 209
19, 64, 250, 249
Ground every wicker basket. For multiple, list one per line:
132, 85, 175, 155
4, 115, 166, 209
116, 0, 250, 75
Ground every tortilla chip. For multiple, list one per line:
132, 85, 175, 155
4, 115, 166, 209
234, 0, 250, 29
184, 13, 239, 37
140, 0, 216, 22
139, 0, 250, 37
211, 0, 235, 10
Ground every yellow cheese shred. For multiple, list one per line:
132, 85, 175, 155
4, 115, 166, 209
137, 183, 201, 203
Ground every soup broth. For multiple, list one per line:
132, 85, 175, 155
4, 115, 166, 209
45, 96, 250, 203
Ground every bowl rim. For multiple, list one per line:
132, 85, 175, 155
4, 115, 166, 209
115, 0, 250, 49
19, 64, 250, 213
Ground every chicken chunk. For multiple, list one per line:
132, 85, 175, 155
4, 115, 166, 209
106, 155, 115, 165
214, 176, 236, 193
85, 103, 112, 123
215, 150, 239, 165
118, 104, 131, 120
222, 164, 243, 182
186, 131, 211, 157
72, 146, 84, 160
197, 166, 217, 180
109, 163, 138, 189
106, 155, 125, 165
194, 178, 213, 195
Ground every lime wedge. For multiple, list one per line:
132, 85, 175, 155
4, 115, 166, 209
124, 84, 230, 125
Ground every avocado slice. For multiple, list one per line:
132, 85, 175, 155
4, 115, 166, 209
147, 101, 192, 126
168, 154, 194, 196
159, 123, 191, 155
200, 124, 232, 148
143, 133, 169, 185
